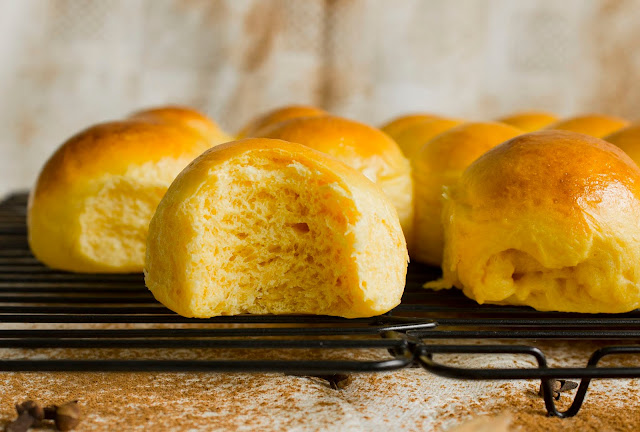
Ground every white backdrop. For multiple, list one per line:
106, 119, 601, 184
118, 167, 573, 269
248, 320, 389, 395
1, 0, 640, 197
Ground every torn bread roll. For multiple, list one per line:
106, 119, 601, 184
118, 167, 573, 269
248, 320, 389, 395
260, 115, 414, 246
28, 116, 215, 273
145, 138, 408, 318
428, 130, 640, 313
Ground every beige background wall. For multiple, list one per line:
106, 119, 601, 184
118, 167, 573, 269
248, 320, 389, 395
1, 0, 639, 197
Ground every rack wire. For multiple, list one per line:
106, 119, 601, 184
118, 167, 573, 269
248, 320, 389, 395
2, 192, 640, 418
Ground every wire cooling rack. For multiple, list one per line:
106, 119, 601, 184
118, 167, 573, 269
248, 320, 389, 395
2, 192, 640, 418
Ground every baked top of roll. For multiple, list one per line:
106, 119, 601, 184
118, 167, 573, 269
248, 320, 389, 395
497, 111, 558, 132
546, 114, 629, 138
261, 115, 408, 180
605, 123, 640, 165
260, 115, 414, 243
144, 138, 408, 318
428, 130, 640, 313
379, 113, 441, 141
411, 122, 523, 265
28, 119, 212, 273
393, 118, 463, 159
459, 130, 639, 216
236, 104, 326, 138
413, 122, 523, 175
129, 105, 231, 144
31, 121, 207, 198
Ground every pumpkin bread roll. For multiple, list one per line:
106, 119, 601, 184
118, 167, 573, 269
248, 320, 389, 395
145, 138, 408, 318
497, 111, 558, 132
546, 114, 628, 138
605, 123, 640, 164
130, 105, 231, 144
412, 122, 522, 265
236, 104, 326, 139
394, 118, 463, 159
428, 130, 640, 313
379, 113, 441, 142
261, 115, 414, 245
28, 119, 212, 273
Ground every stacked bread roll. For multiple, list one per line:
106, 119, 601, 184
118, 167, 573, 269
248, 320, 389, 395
28, 106, 229, 273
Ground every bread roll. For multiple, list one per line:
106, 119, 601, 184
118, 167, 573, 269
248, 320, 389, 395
28, 119, 211, 273
428, 130, 640, 313
260, 115, 414, 245
497, 111, 558, 132
605, 123, 640, 164
236, 105, 326, 138
546, 114, 628, 138
412, 122, 522, 265
380, 113, 441, 142
145, 138, 408, 318
130, 105, 231, 144
394, 118, 463, 159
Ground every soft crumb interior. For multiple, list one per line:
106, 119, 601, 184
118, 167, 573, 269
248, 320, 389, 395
79, 158, 191, 271
471, 246, 639, 313
183, 155, 360, 317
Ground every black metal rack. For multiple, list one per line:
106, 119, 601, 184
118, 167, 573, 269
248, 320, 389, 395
2, 192, 640, 418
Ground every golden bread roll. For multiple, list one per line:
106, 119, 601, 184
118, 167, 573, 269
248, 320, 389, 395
260, 115, 414, 244
428, 130, 640, 313
604, 123, 640, 164
380, 113, 441, 142
28, 120, 211, 273
497, 111, 558, 132
546, 114, 628, 138
394, 118, 463, 159
412, 122, 522, 265
130, 105, 231, 144
236, 105, 326, 138
145, 138, 408, 318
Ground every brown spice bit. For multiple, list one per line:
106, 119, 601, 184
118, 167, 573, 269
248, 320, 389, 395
6, 400, 44, 432
35, 400, 84, 432
538, 379, 579, 400
447, 412, 512, 432
52, 401, 83, 431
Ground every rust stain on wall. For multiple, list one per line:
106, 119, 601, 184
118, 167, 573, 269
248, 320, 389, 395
242, 1, 281, 73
